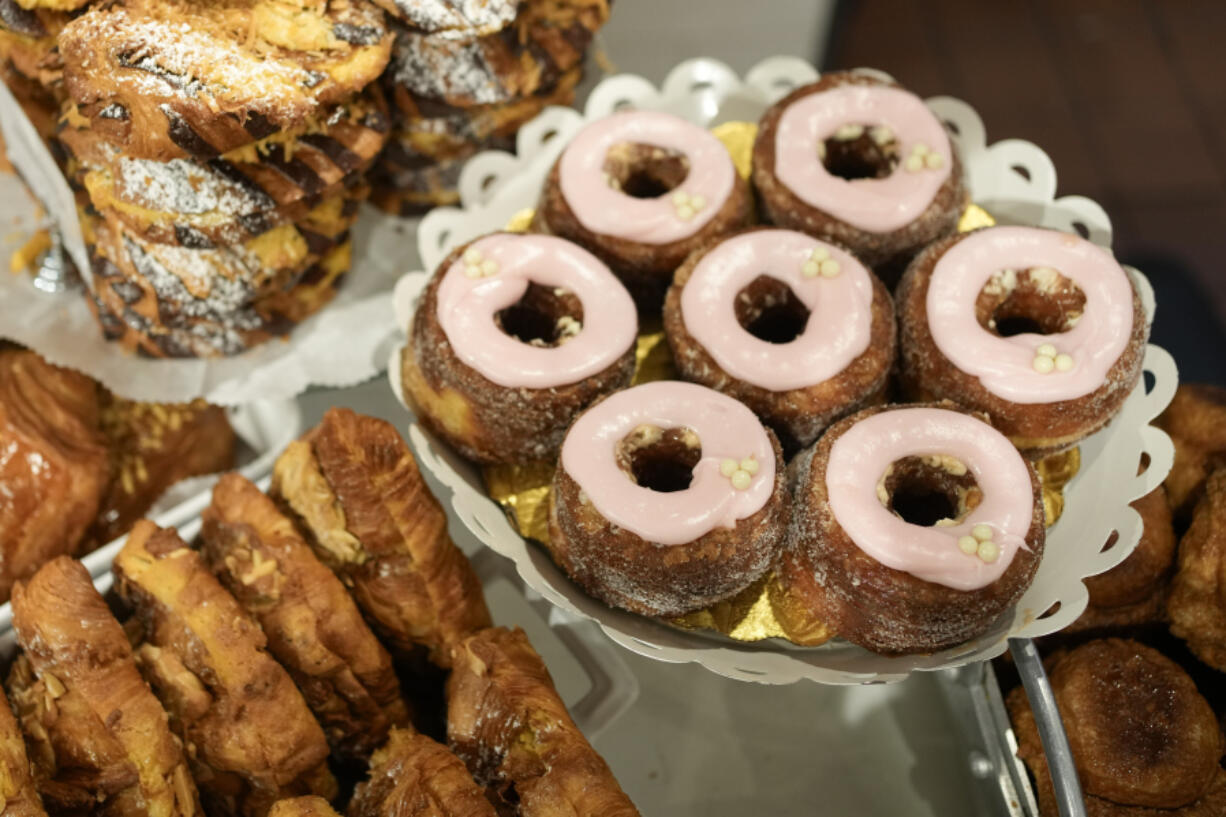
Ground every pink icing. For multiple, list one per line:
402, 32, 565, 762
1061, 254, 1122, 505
825, 407, 1035, 591
679, 229, 874, 391
557, 110, 737, 245
435, 234, 637, 389
560, 381, 775, 546
774, 83, 952, 233
926, 226, 1136, 404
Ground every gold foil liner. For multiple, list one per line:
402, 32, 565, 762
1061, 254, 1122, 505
479, 123, 1081, 645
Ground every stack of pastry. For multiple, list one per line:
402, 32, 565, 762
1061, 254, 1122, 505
0, 0, 72, 145
370, 0, 610, 215
0, 345, 234, 603
0, 408, 640, 817
44, 0, 395, 357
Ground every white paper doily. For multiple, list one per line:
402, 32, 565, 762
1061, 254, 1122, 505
388, 57, 1178, 684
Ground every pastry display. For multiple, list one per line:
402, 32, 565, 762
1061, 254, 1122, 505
897, 225, 1148, 457
0, 685, 44, 817
115, 521, 336, 817
534, 109, 753, 311
548, 381, 789, 616
8, 556, 200, 817
1167, 467, 1226, 673
1157, 383, 1226, 519
448, 627, 640, 817
200, 473, 411, 761
1008, 639, 1226, 816
782, 403, 1045, 654
663, 227, 895, 454
348, 729, 494, 817
751, 71, 968, 276
271, 408, 491, 667
403, 232, 638, 463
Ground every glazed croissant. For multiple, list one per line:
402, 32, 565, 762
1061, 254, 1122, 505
271, 407, 490, 667
8, 556, 199, 817
114, 521, 335, 817
200, 473, 410, 760
448, 628, 640, 817
0, 349, 109, 601
348, 729, 494, 817
0, 684, 45, 817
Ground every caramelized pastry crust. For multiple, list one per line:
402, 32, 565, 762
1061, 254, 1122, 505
201, 473, 410, 760
9, 557, 200, 817
271, 408, 491, 667
1008, 639, 1225, 814
1157, 384, 1226, 519
348, 729, 494, 817
0, 349, 108, 602
447, 628, 640, 817
0, 686, 46, 817
267, 797, 340, 817
58, 0, 393, 162
1167, 468, 1226, 672
114, 522, 334, 817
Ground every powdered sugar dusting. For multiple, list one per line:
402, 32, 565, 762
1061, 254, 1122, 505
116, 157, 260, 216
391, 28, 503, 104
386, 0, 517, 37
123, 235, 258, 320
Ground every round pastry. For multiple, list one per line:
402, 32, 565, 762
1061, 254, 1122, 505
1167, 467, 1226, 673
782, 403, 1045, 655
897, 225, 1148, 457
403, 232, 638, 463
534, 110, 754, 312
1157, 383, 1226, 519
752, 71, 967, 275
57, 0, 393, 162
663, 227, 895, 454
548, 381, 790, 616
1008, 639, 1226, 815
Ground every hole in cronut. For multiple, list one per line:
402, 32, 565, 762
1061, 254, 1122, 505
976, 268, 1088, 337
822, 124, 898, 181
617, 426, 701, 494
882, 456, 982, 527
495, 283, 583, 348
735, 275, 811, 344
603, 142, 691, 199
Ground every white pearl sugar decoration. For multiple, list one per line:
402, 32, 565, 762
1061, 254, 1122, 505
1032, 342, 1074, 374
720, 455, 759, 491
672, 189, 708, 221
801, 245, 841, 279
904, 141, 945, 173
955, 522, 1000, 563
462, 247, 499, 278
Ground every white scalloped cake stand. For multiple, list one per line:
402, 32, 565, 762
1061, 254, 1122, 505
388, 57, 1178, 685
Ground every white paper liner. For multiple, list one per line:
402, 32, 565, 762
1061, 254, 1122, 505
0, 397, 302, 631
386, 57, 1179, 684
0, 85, 418, 405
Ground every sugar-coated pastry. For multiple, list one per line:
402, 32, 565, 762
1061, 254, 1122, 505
663, 227, 895, 454
266, 797, 340, 817
1008, 640, 1226, 815
1157, 383, 1226, 519
271, 408, 491, 667
370, 0, 517, 37
114, 521, 335, 817
1167, 468, 1226, 673
782, 403, 1045, 655
752, 71, 967, 274
548, 381, 789, 616
447, 628, 640, 817
200, 474, 411, 761
403, 232, 638, 463
349, 729, 494, 817
0, 685, 45, 817
897, 226, 1148, 457
534, 109, 753, 312
0, 349, 108, 603
9, 557, 200, 817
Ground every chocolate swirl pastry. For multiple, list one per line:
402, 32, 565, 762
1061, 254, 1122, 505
0, 0, 71, 90
58, 0, 393, 162
371, 0, 518, 38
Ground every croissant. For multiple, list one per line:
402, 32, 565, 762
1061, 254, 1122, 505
0, 684, 46, 817
447, 628, 640, 817
348, 729, 494, 817
271, 408, 490, 667
0, 349, 108, 601
114, 522, 335, 817
200, 473, 410, 760
8, 556, 199, 817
